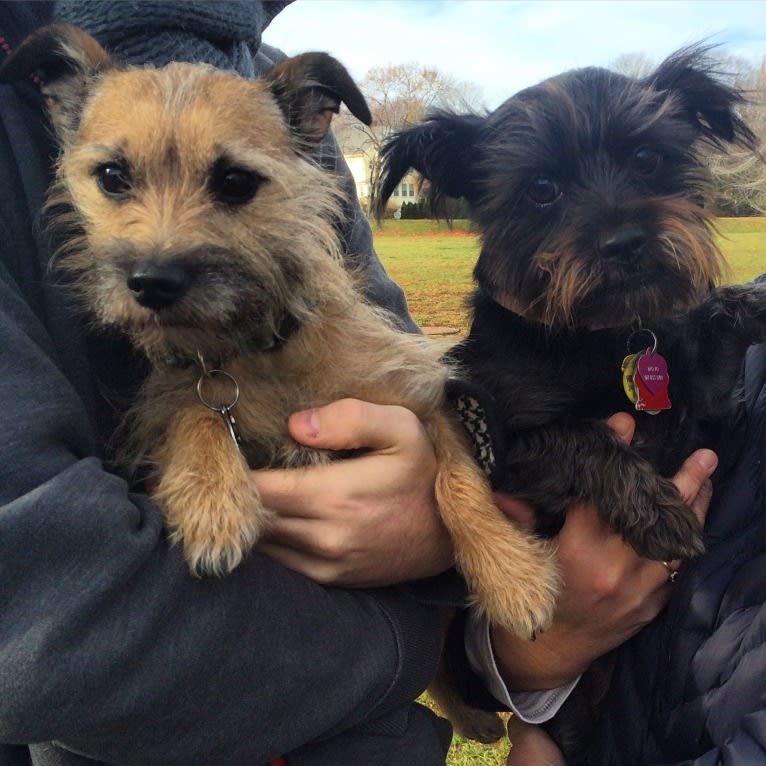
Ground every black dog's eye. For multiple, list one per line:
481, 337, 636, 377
631, 146, 662, 177
209, 165, 263, 205
526, 176, 562, 207
95, 163, 132, 197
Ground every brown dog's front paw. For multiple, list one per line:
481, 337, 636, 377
468, 536, 559, 639
178, 508, 271, 577
156, 468, 272, 577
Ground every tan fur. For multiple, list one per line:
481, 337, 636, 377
22, 25, 559, 638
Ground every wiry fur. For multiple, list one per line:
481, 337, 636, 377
0, 24, 562, 667
375, 44, 766, 757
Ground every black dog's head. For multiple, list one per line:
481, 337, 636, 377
376, 45, 758, 329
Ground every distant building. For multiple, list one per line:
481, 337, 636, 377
334, 121, 423, 214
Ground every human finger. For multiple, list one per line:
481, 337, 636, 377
255, 400, 433, 519
605, 411, 636, 445
287, 398, 426, 453
671, 448, 717, 525
506, 717, 565, 766
256, 541, 356, 586
493, 491, 537, 531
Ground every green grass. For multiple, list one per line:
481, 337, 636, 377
374, 216, 765, 766
715, 217, 766, 283
373, 216, 766, 333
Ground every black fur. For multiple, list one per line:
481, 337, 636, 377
376, 44, 765, 761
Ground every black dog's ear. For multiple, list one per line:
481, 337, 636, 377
648, 44, 757, 150
0, 23, 111, 144
373, 111, 484, 220
265, 52, 371, 149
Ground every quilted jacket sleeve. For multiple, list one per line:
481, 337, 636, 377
590, 339, 766, 766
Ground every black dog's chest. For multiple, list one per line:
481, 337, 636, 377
452, 297, 713, 479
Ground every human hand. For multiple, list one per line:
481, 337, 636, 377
506, 716, 565, 766
255, 398, 453, 587
490, 413, 717, 691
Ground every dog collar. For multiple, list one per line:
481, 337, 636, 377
445, 377, 507, 489
158, 309, 306, 370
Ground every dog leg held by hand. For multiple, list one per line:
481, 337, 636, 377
153, 407, 271, 576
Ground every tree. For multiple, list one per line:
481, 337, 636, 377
333, 63, 484, 214
611, 50, 765, 216
708, 56, 766, 216
610, 51, 656, 78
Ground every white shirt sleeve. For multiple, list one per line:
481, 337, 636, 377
464, 610, 580, 724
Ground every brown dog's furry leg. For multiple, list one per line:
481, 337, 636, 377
427, 413, 559, 637
153, 408, 271, 576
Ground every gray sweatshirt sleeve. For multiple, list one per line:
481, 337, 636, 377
0, 53, 445, 765
0, 263, 445, 765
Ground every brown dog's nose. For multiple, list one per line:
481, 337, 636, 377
598, 224, 649, 260
127, 261, 190, 310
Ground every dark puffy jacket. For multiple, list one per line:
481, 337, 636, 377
589, 331, 766, 764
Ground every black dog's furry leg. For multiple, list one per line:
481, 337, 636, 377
504, 419, 704, 560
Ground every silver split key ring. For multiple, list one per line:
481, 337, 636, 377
196, 367, 244, 452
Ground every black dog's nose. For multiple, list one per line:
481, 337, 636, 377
599, 224, 649, 260
127, 261, 190, 310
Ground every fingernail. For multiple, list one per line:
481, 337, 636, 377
295, 408, 320, 438
696, 449, 718, 473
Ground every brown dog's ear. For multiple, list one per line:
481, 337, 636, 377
0, 23, 111, 143
265, 52, 372, 148
648, 44, 758, 151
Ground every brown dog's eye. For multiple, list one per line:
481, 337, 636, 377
632, 146, 662, 176
526, 176, 561, 207
95, 163, 132, 197
209, 165, 262, 205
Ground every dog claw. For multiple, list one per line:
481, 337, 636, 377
467, 541, 559, 638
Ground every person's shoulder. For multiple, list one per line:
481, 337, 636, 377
0, 1, 54, 48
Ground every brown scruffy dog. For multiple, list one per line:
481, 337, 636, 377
374, 45, 766, 758
0, 24, 560, 654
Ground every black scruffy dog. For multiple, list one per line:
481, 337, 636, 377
376, 44, 765, 560
375, 44, 766, 759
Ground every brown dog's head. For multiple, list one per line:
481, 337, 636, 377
0, 24, 371, 361
376, 45, 759, 329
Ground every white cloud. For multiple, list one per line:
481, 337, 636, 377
266, 0, 766, 109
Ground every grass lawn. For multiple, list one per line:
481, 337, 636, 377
374, 217, 766, 333
373, 216, 764, 766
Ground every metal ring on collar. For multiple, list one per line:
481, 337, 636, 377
196, 369, 240, 412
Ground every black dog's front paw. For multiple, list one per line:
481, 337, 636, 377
619, 473, 704, 561
506, 420, 705, 562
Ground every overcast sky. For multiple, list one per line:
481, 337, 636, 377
266, 0, 766, 110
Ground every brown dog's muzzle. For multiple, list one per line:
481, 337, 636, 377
127, 260, 191, 310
